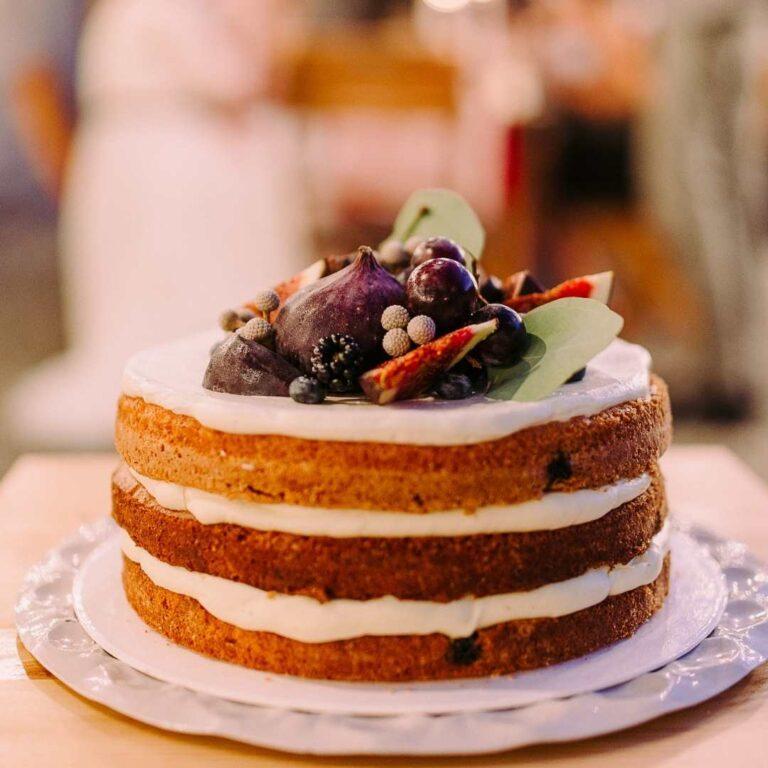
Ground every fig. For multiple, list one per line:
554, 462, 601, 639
359, 318, 498, 405
478, 273, 505, 304
406, 258, 480, 333
253, 258, 327, 320
203, 333, 301, 396
469, 304, 527, 367
503, 269, 545, 300
505, 271, 614, 314
273, 246, 406, 373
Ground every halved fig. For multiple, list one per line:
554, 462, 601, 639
505, 271, 614, 314
503, 269, 545, 300
249, 259, 328, 319
359, 319, 498, 405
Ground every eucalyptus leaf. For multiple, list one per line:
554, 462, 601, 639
488, 298, 623, 402
387, 189, 485, 268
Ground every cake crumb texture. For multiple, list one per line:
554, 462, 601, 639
113, 463, 667, 601
122, 556, 670, 682
115, 375, 671, 512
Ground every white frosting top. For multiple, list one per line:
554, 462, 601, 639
120, 522, 671, 642
129, 466, 651, 538
121, 332, 651, 446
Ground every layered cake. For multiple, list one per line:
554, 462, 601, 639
112, 190, 672, 682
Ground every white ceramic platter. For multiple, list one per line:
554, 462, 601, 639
70, 528, 726, 716
16, 519, 768, 756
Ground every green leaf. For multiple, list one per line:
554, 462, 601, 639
488, 298, 623, 402
386, 189, 485, 268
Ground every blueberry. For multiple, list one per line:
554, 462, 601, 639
433, 372, 474, 400
289, 376, 326, 404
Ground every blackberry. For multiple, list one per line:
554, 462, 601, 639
310, 334, 363, 393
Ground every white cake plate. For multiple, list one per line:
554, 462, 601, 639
70, 527, 726, 716
16, 518, 768, 756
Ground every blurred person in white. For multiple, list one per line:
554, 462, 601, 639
4, 0, 310, 449
642, 0, 768, 417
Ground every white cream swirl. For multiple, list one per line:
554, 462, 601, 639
128, 467, 651, 537
120, 522, 671, 642
121, 333, 651, 445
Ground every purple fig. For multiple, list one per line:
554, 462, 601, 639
273, 246, 406, 373
203, 333, 301, 396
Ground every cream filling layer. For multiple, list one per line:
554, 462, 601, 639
127, 467, 651, 537
120, 522, 671, 642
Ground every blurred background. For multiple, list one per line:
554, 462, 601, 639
2, 0, 768, 479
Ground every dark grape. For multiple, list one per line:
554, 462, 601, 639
406, 258, 479, 332
469, 304, 527, 367
411, 237, 467, 268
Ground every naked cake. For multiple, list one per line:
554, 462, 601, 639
112, 190, 672, 682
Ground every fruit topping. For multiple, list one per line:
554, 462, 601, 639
359, 318, 498, 405
310, 333, 364, 393
263, 259, 327, 317
396, 266, 412, 287
289, 376, 326, 404
404, 235, 425, 254
452, 355, 489, 394
381, 305, 410, 331
406, 314, 436, 345
469, 304, 527, 367
274, 246, 406, 373
383, 327, 412, 358
218, 307, 255, 332
378, 240, 410, 272
251, 289, 280, 316
410, 236, 467, 268
503, 269, 545, 300
478, 273, 505, 304
203, 333, 301, 396
433, 372, 474, 400
505, 271, 614, 314
406, 258, 480, 333
238, 316, 274, 345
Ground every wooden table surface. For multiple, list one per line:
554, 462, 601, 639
1, 447, 767, 767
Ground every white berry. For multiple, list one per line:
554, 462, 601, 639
251, 289, 280, 313
381, 304, 410, 330
407, 315, 436, 345
238, 316, 274, 343
219, 309, 243, 332
383, 327, 412, 357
